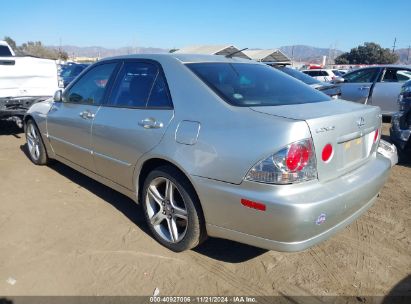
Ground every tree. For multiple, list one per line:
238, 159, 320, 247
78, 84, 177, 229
3, 36, 69, 60
335, 42, 398, 64
3, 36, 17, 51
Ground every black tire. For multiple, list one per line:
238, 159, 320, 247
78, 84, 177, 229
141, 165, 207, 252
25, 119, 49, 165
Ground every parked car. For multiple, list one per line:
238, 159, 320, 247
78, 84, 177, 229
274, 65, 341, 98
24, 54, 391, 252
0, 40, 59, 127
390, 80, 411, 159
302, 69, 339, 82
335, 65, 411, 116
59, 63, 90, 87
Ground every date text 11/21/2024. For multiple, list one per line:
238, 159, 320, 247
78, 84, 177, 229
149, 296, 257, 303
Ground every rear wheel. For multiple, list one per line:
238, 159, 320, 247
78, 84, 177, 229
141, 166, 206, 252
25, 119, 48, 165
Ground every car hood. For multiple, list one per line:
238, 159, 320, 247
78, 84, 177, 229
310, 82, 338, 91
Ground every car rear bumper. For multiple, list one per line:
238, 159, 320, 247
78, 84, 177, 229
192, 153, 391, 251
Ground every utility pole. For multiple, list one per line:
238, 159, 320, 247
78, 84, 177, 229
392, 37, 397, 53
407, 45, 410, 64
58, 37, 62, 61
291, 45, 294, 66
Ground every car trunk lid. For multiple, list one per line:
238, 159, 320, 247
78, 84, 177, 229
250, 100, 381, 182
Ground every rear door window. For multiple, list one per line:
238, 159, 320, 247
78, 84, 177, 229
382, 68, 411, 83
187, 63, 330, 106
108, 61, 172, 108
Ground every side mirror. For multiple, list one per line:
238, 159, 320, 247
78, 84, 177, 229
53, 90, 63, 102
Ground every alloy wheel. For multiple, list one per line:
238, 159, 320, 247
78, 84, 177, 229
26, 123, 41, 161
145, 177, 188, 243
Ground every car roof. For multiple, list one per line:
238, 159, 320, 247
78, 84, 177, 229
302, 69, 333, 71
100, 53, 255, 64
349, 65, 411, 69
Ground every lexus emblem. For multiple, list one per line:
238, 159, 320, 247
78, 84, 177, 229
356, 117, 365, 128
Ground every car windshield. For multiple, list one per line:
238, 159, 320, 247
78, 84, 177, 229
187, 63, 330, 106
61, 65, 86, 77
277, 66, 321, 85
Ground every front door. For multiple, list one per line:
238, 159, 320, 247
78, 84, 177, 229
92, 60, 174, 189
340, 67, 380, 104
47, 62, 118, 170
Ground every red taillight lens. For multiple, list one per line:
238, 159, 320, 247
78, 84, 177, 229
286, 142, 311, 172
322, 144, 333, 162
245, 138, 317, 184
373, 129, 379, 143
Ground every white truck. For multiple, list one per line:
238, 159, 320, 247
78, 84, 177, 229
0, 41, 59, 127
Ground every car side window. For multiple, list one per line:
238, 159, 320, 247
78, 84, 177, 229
109, 61, 172, 108
343, 68, 378, 83
64, 63, 116, 105
147, 72, 173, 108
382, 68, 411, 83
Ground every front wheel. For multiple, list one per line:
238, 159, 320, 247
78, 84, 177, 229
25, 119, 48, 165
141, 166, 206, 252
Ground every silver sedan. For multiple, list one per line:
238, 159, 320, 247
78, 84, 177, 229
24, 54, 391, 252
336, 65, 411, 116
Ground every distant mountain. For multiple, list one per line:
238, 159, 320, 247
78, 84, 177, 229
52, 44, 398, 64
279, 45, 343, 63
48, 45, 169, 58
45, 44, 411, 64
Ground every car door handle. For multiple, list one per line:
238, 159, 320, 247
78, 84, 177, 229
79, 111, 95, 119
359, 86, 370, 90
138, 118, 163, 129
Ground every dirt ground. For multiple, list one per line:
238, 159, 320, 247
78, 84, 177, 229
0, 122, 410, 298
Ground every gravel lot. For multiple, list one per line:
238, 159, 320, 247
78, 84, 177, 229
0, 121, 410, 298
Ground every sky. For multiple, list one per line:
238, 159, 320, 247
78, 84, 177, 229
1, 0, 411, 51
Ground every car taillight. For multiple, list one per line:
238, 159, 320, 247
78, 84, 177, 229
286, 142, 310, 171
245, 138, 317, 184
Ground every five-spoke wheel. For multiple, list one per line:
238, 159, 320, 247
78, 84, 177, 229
146, 177, 188, 243
142, 166, 206, 251
25, 119, 48, 165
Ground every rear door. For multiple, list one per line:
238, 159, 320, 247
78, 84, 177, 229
371, 67, 411, 115
92, 60, 174, 189
47, 62, 118, 170
339, 68, 380, 103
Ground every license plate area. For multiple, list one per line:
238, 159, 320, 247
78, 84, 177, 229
339, 136, 368, 167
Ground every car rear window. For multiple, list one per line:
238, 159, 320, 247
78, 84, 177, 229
0, 45, 13, 56
187, 63, 330, 106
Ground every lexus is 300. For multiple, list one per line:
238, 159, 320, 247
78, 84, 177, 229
24, 54, 391, 252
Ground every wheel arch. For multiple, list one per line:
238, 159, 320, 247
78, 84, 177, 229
136, 157, 200, 205
136, 158, 207, 229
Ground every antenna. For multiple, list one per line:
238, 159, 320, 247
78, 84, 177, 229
392, 38, 397, 53
225, 48, 248, 58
